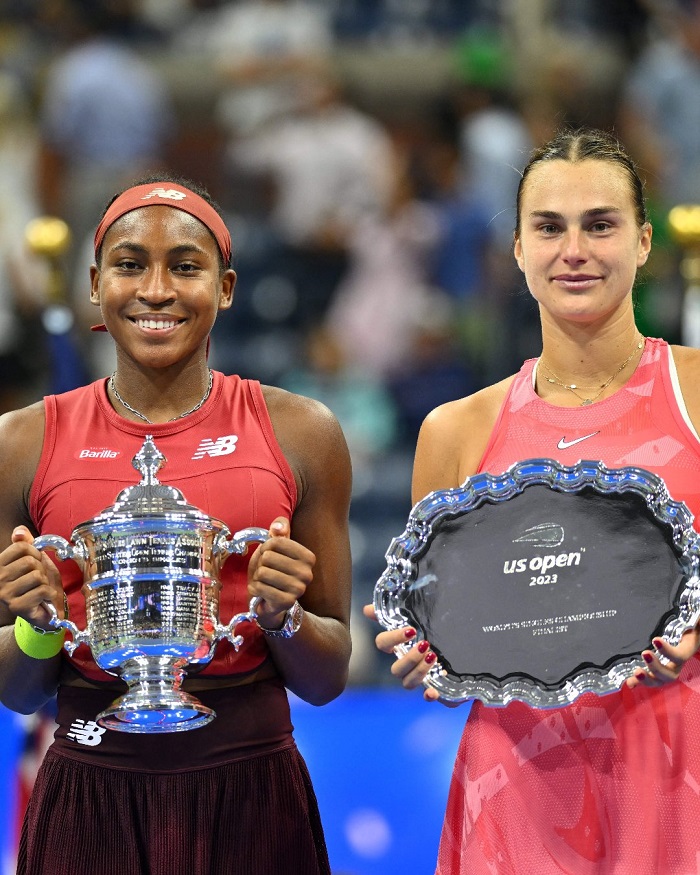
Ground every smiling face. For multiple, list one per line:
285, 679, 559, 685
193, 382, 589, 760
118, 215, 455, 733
514, 158, 652, 328
90, 205, 235, 370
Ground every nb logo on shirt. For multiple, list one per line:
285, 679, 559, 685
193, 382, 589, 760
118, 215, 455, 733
66, 719, 107, 747
141, 188, 187, 202
192, 435, 239, 460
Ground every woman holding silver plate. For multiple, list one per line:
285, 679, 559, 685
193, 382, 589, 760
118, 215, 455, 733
365, 128, 700, 873
0, 177, 352, 874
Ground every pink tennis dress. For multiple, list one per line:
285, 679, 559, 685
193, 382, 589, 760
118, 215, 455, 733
437, 338, 700, 874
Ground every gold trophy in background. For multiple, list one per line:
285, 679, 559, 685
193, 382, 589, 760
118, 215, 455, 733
668, 204, 700, 349
24, 215, 88, 392
24, 215, 73, 334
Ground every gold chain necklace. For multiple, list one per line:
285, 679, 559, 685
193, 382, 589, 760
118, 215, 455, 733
109, 370, 213, 423
539, 336, 644, 406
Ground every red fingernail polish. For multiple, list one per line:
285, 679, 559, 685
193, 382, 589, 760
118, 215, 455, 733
404, 628, 416, 640
417, 640, 429, 654
425, 651, 437, 665
643, 652, 653, 664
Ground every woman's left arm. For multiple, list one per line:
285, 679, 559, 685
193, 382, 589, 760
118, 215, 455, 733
250, 388, 352, 705
627, 345, 700, 689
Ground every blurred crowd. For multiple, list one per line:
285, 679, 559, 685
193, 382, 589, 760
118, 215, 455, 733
0, 0, 698, 682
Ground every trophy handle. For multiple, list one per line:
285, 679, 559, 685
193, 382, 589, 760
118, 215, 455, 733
33, 534, 87, 564
216, 526, 270, 557
211, 528, 268, 648
33, 536, 90, 655
43, 600, 91, 656
214, 597, 260, 651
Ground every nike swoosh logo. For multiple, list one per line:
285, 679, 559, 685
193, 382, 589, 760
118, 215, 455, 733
557, 432, 600, 450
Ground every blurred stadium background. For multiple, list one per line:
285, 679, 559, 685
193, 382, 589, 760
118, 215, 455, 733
0, 0, 697, 871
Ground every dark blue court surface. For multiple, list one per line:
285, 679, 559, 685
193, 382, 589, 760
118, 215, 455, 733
291, 688, 468, 875
0, 707, 23, 875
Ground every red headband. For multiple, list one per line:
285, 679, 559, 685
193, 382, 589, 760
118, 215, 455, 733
93, 182, 232, 266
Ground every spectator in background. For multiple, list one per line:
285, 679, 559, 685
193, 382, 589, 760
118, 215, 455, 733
36, 0, 174, 289
387, 295, 476, 449
413, 128, 503, 385
451, 28, 532, 251
281, 325, 398, 466
618, 0, 700, 209
0, 69, 47, 411
227, 69, 395, 329
508, 0, 649, 137
616, 0, 700, 346
409, 130, 491, 303
448, 28, 543, 381
204, 0, 334, 140
324, 140, 440, 381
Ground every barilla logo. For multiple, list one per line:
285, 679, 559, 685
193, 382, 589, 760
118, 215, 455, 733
141, 188, 187, 201
192, 435, 239, 460
76, 447, 121, 460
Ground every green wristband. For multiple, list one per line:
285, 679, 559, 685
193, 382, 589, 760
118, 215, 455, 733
14, 616, 65, 659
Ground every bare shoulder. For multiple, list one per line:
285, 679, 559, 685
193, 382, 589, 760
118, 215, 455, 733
412, 376, 514, 502
260, 384, 348, 453
669, 344, 700, 368
670, 345, 700, 430
422, 377, 514, 439
260, 385, 351, 502
0, 401, 46, 532
0, 401, 45, 464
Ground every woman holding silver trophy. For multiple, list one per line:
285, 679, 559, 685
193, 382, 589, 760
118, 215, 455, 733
366, 128, 700, 873
0, 178, 352, 874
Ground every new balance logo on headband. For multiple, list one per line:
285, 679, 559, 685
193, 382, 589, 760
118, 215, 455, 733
192, 435, 239, 459
141, 188, 187, 201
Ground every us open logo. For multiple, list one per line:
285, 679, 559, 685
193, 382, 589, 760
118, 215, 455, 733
504, 522, 585, 582
502, 550, 583, 575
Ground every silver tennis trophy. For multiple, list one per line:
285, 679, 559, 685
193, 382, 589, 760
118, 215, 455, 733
375, 459, 700, 708
34, 435, 269, 733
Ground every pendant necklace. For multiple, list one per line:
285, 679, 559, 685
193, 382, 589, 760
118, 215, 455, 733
109, 370, 213, 423
539, 336, 644, 406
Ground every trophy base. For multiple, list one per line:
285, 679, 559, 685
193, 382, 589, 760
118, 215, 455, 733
97, 690, 216, 733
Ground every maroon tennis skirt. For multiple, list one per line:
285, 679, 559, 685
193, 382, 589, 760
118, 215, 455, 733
18, 679, 331, 875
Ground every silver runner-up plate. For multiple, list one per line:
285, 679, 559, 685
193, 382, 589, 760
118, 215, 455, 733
374, 459, 700, 708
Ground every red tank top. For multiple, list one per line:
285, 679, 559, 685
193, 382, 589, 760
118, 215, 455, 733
30, 371, 297, 683
438, 338, 700, 874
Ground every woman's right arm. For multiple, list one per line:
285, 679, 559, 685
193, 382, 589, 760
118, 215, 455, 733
0, 403, 65, 714
364, 380, 513, 701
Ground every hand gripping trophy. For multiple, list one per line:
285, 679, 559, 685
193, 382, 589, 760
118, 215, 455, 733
33, 435, 269, 733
